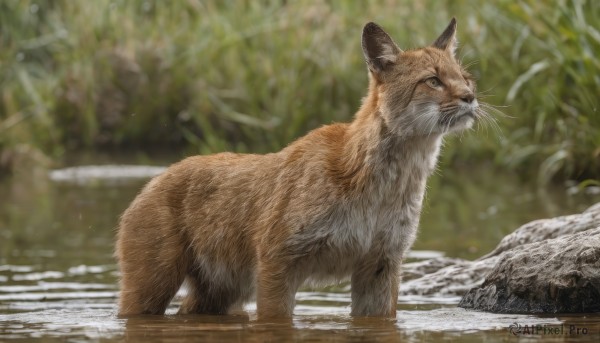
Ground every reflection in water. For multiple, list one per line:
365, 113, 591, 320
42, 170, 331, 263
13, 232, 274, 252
1, 161, 600, 341
122, 315, 405, 343
3, 304, 598, 342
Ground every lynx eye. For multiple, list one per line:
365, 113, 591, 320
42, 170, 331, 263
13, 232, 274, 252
425, 77, 443, 89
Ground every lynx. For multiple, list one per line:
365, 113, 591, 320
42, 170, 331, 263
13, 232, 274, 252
116, 18, 480, 319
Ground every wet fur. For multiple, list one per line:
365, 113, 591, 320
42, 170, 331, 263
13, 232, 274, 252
116, 18, 479, 319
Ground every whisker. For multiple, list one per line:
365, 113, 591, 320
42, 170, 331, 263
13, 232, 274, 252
480, 102, 513, 119
476, 87, 499, 96
474, 105, 504, 139
462, 59, 479, 69
428, 114, 438, 137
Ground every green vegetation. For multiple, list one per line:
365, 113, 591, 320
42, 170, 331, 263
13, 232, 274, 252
1, 0, 598, 182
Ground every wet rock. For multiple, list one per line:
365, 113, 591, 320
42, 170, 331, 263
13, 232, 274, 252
400, 202, 600, 305
458, 228, 600, 313
401, 257, 496, 297
402, 257, 466, 281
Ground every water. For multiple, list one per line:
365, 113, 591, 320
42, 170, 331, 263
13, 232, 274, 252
1, 156, 600, 342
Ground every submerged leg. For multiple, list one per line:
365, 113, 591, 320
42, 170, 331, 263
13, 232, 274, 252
118, 253, 187, 315
350, 256, 400, 317
116, 208, 188, 315
256, 257, 302, 320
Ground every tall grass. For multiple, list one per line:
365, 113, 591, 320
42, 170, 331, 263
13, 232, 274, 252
0, 0, 598, 182
475, 0, 600, 183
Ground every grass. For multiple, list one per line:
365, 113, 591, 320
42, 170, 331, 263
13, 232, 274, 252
474, 0, 600, 183
0, 0, 598, 182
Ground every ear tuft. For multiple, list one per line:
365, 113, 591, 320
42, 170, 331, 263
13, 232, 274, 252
361, 22, 402, 74
432, 18, 458, 56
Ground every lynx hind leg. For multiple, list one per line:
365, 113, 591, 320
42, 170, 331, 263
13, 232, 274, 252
118, 260, 186, 315
116, 208, 188, 315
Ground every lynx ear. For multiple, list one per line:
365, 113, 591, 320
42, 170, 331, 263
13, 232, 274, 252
432, 18, 457, 56
362, 22, 402, 74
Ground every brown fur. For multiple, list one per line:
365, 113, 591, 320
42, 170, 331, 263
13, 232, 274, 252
116, 18, 480, 319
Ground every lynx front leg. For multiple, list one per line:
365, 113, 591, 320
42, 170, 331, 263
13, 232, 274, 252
256, 257, 302, 320
350, 257, 400, 317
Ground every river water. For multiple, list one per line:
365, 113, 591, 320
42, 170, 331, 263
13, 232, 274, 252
1, 156, 599, 342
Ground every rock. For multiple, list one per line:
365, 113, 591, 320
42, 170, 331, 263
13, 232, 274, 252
478, 202, 600, 260
401, 257, 496, 297
458, 227, 600, 313
400, 202, 600, 305
585, 202, 600, 214
402, 257, 466, 281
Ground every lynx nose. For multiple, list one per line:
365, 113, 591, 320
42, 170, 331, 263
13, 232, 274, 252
460, 91, 475, 104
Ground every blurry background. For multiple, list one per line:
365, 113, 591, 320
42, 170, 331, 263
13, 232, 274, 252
1, 0, 598, 182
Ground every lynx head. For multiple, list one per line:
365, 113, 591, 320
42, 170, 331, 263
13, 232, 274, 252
362, 18, 479, 137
